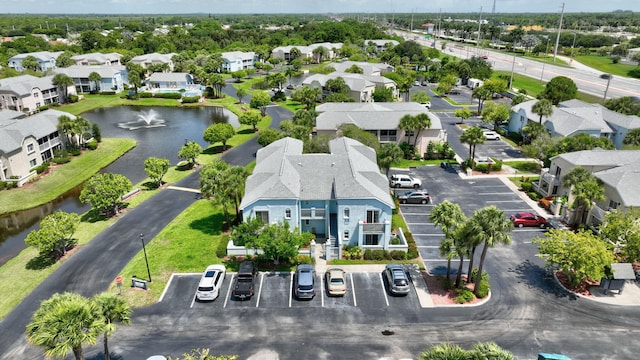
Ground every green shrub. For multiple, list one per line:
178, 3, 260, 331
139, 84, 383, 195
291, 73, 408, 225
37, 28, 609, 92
528, 192, 541, 201
68, 94, 79, 103
216, 235, 229, 258
476, 278, 490, 298
154, 92, 182, 99
440, 276, 454, 290
343, 245, 363, 260
53, 156, 70, 164
453, 288, 475, 304
138, 92, 153, 98
31, 162, 50, 175
86, 140, 98, 150
37, 105, 50, 111
292, 255, 314, 265
271, 91, 286, 102
100, 91, 116, 95
181, 96, 200, 104
520, 182, 533, 192
68, 148, 81, 156
389, 250, 406, 260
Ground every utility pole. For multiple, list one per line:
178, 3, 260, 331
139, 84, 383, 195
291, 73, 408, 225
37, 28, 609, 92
553, 2, 565, 62
410, 9, 414, 33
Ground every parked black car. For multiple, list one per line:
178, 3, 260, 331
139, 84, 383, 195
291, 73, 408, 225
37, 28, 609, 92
232, 261, 259, 300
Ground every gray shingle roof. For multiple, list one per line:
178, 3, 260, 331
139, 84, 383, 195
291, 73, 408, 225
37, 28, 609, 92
131, 53, 175, 64
0, 109, 73, 153
56, 65, 126, 78
70, 52, 122, 64
0, 75, 56, 96
329, 61, 395, 76
240, 137, 393, 209
148, 72, 191, 82
8, 51, 63, 62
595, 161, 640, 207
316, 102, 442, 131
552, 149, 640, 167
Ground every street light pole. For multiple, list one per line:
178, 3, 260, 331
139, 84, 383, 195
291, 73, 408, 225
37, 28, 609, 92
602, 74, 612, 103
540, 38, 550, 82
140, 233, 152, 282
509, 47, 517, 89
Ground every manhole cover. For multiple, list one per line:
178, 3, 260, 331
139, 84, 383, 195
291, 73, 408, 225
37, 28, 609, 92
381, 330, 395, 336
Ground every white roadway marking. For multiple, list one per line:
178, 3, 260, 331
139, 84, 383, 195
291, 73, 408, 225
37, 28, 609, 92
223, 273, 234, 308
379, 272, 389, 307
320, 273, 325, 307
189, 291, 197, 309
289, 272, 294, 308
256, 272, 265, 308
350, 273, 357, 307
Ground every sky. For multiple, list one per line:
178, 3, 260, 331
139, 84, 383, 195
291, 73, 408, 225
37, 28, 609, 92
0, 0, 638, 15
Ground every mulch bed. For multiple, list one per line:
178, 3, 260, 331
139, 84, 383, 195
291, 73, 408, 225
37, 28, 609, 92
422, 271, 485, 305
554, 270, 599, 296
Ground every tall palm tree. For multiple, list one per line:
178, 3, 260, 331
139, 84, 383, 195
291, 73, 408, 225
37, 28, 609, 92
532, 98, 553, 123
92, 293, 132, 360
227, 165, 249, 222
467, 206, 513, 295
209, 73, 226, 99
430, 201, 467, 282
52, 73, 74, 103
289, 47, 302, 62
412, 113, 432, 147
377, 143, 404, 176
75, 116, 92, 146
27, 292, 105, 360
399, 114, 418, 146
460, 126, 485, 169
284, 66, 297, 87
57, 115, 78, 148
563, 167, 605, 224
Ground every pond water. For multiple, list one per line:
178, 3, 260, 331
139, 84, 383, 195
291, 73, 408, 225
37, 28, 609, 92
0, 105, 238, 266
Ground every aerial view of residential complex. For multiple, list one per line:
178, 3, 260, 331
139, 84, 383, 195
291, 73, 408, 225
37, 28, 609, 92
1, 1, 640, 359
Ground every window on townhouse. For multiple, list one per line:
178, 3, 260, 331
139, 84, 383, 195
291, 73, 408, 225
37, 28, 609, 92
29, 159, 37, 167
343, 208, 350, 218
343, 231, 349, 240
609, 200, 618, 210
552, 186, 558, 195
255, 210, 269, 223
285, 208, 291, 219
366, 210, 379, 224
27, 144, 35, 154
364, 234, 379, 246
554, 166, 561, 176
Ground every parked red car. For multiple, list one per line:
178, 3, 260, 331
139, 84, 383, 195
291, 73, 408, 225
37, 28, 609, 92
510, 212, 548, 228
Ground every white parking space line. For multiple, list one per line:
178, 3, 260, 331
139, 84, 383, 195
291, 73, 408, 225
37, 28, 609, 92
379, 272, 389, 307
289, 272, 294, 307
190, 292, 197, 308
350, 273, 357, 307
320, 273, 325, 307
256, 272, 265, 308
159, 273, 177, 303
224, 274, 234, 308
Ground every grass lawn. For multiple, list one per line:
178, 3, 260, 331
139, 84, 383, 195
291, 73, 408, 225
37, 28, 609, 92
502, 160, 541, 174
108, 199, 228, 308
391, 159, 455, 168
0, 138, 136, 214
574, 55, 639, 78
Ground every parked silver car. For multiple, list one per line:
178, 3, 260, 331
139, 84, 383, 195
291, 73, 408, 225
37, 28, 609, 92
383, 264, 410, 296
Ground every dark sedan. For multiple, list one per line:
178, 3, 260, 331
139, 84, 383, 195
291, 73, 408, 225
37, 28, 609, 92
397, 190, 431, 204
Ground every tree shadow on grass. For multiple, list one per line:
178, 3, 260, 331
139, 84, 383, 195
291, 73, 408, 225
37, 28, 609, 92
81, 208, 107, 223
25, 253, 57, 270
237, 128, 255, 135
189, 212, 225, 236
203, 145, 232, 155
142, 180, 160, 191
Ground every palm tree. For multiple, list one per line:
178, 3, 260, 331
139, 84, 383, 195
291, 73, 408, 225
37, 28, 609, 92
522, 121, 547, 143
27, 292, 105, 360
563, 167, 605, 224
227, 165, 249, 222
468, 342, 514, 360
312, 46, 327, 63
209, 73, 226, 99
52, 73, 74, 103
289, 47, 302, 62
412, 113, 432, 147
460, 126, 486, 169
430, 201, 467, 283
284, 66, 297, 87
92, 293, 132, 360
532, 99, 553, 123
75, 116, 92, 146
472, 86, 492, 114
377, 143, 404, 175
623, 128, 640, 147
57, 115, 78, 148
399, 114, 418, 146
88, 71, 102, 92
420, 343, 467, 360
467, 206, 513, 295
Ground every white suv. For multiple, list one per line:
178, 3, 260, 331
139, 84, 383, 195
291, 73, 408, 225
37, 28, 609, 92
389, 174, 422, 189
482, 130, 501, 140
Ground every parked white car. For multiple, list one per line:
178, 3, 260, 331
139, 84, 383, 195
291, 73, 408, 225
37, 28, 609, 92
390, 174, 422, 189
482, 130, 501, 140
196, 264, 226, 301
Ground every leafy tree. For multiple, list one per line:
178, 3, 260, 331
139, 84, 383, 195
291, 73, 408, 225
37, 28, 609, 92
92, 293, 132, 360
144, 157, 170, 187
460, 126, 485, 169
257, 128, 284, 147
92, 123, 102, 143
231, 70, 246, 82
467, 206, 513, 294
430, 201, 467, 281
376, 143, 404, 175
55, 51, 75, 68
540, 76, 578, 105
465, 56, 493, 80
204, 123, 235, 151
250, 91, 271, 116
234, 88, 247, 104
25, 211, 80, 257
303, 135, 331, 154
289, 47, 302, 61
52, 73, 75, 103
534, 229, 614, 286
338, 124, 380, 150
239, 110, 262, 132
372, 86, 394, 102
420, 343, 467, 360
178, 141, 202, 166
522, 121, 547, 143
126, 69, 142, 95
80, 173, 132, 216
468, 342, 514, 360
532, 99, 554, 123
563, 166, 605, 225
312, 46, 328, 63
482, 78, 507, 96
511, 93, 528, 106
26, 292, 105, 360
454, 107, 472, 124
279, 120, 309, 140
472, 86, 492, 114
21, 55, 40, 72
88, 71, 102, 92
266, 72, 287, 91
410, 90, 430, 104
291, 86, 321, 111
345, 64, 363, 73
599, 208, 640, 262
623, 128, 640, 147
605, 96, 640, 116
245, 221, 313, 264
481, 101, 510, 131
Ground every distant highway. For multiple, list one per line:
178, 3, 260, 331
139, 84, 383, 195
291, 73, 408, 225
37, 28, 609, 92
394, 30, 640, 101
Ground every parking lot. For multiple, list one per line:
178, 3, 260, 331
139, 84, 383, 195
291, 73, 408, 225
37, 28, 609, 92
161, 268, 425, 311
391, 165, 548, 275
